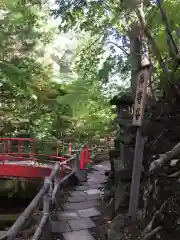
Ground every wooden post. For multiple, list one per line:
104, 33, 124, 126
128, 66, 150, 221
128, 129, 144, 220
127, 0, 152, 221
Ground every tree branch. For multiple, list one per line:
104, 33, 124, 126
156, 0, 180, 92
135, 8, 169, 76
149, 142, 180, 173
107, 41, 130, 56
156, 0, 178, 57
143, 226, 163, 240
143, 199, 170, 238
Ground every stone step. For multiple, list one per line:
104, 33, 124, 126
51, 220, 71, 233
51, 160, 108, 240
84, 189, 102, 195
56, 211, 80, 220
63, 200, 101, 210
77, 207, 101, 217
68, 217, 95, 231
68, 193, 101, 202
52, 217, 96, 233
75, 184, 104, 191
63, 230, 95, 240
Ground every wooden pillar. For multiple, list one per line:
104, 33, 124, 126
128, 0, 151, 221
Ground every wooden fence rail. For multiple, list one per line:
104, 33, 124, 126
0, 150, 85, 240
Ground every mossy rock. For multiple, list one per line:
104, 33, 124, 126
114, 136, 121, 150
0, 179, 42, 198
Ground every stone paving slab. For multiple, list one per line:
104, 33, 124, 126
87, 175, 107, 183
84, 189, 102, 195
75, 185, 91, 191
51, 220, 71, 233
69, 191, 87, 197
63, 230, 95, 240
81, 181, 104, 186
53, 161, 109, 239
56, 211, 80, 220
63, 200, 101, 210
68, 217, 95, 231
76, 185, 103, 191
88, 171, 107, 177
88, 173, 107, 178
68, 195, 87, 202
68, 193, 101, 203
77, 207, 101, 217
80, 184, 104, 189
93, 166, 108, 172
87, 178, 106, 182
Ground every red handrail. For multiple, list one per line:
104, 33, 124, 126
0, 138, 69, 163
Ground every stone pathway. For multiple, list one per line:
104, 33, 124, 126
51, 161, 110, 240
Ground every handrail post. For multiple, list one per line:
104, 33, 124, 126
52, 167, 61, 209
74, 151, 87, 182
42, 177, 52, 240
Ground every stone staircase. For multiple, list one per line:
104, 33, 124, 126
51, 161, 110, 240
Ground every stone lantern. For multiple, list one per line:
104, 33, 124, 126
110, 94, 134, 149
110, 94, 136, 174
103, 94, 137, 212
105, 94, 137, 211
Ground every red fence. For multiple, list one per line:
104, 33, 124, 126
0, 138, 92, 178
0, 138, 73, 163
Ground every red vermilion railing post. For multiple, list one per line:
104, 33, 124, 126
68, 141, 72, 155
85, 145, 90, 165
80, 148, 85, 169
8, 140, 10, 154
60, 156, 66, 177
18, 139, 22, 155
32, 140, 36, 158
3, 142, 6, 155
56, 147, 58, 157
62, 140, 64, 157
62, 140, 64, 153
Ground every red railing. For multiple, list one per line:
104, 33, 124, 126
0, 138, 73, 163
0, 138, 92, 178
0, 138, 34, 162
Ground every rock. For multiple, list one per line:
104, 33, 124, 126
114, 156, 124, 172
0, 179, 41, 198
109, 150, 120, 158
103, 178, 115, 201
115, 168, 133, 181
107, 214, 129, 240
114, 180, 126, 212
103, 198, 115, 221
99, 224, 108, 240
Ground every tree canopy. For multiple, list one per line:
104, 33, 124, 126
0, 0, 114, 147
2, 0, 180, 144
53, 0, 180, 97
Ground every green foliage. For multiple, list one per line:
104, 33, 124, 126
0, 0, 113, 149
0, 1, 71, 142
54, 0, 180, 98
3, 0, 180, 153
